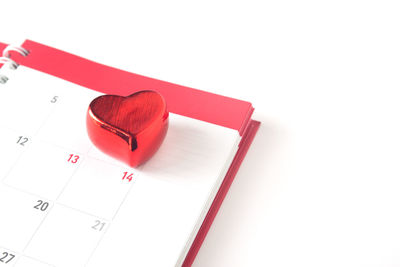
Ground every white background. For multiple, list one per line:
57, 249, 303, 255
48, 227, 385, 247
1, 1, 400, 266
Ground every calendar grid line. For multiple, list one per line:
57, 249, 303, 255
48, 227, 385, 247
49, 134, 139, 267
111, 169, 141, 221
16, 254, 56, 267
1, 137, 33, 186
1, 234, 56, 267
83, 171, 140, 266
3, 138, 140, 267
34, 136, 88, 159
85, 145, 131, 170
83, 221, 111, 267
55, 154, 86, 201
1, 93, 70, 261
31, 102, 60, 137
0, 125, 28, 140
1, 87, 141, 267
56, 202, 110, 223
1, 92, 63, 186
22, 200, 56, 253
1, 182, 52, 204
34, 134, 134, 172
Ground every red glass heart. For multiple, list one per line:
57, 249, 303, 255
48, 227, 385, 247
87, 90, 169, 167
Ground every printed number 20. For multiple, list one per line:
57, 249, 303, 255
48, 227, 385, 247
34, 200, 49, 211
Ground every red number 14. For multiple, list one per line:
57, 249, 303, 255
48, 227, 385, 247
122, 172, 134, 182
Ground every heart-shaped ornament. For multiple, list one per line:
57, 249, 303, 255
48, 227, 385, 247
87, 90, 169, 167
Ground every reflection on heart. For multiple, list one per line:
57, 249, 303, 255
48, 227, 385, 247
87, 90, 169, 167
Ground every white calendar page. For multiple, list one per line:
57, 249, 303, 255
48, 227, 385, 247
0, 65, 240, 267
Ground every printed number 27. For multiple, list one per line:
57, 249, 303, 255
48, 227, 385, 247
0, 252, 15, 264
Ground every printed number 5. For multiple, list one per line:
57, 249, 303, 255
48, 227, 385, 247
67, 154, 80, 164
51, 96, 58, 103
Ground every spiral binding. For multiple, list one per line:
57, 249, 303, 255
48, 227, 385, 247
0, 45, 30, 84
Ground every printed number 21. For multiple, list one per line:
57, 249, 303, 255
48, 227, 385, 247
92, 220, 106, 231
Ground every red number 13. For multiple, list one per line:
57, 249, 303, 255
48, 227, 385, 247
67, 154, 80, 164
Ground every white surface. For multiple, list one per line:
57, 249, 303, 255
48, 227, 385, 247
1, 1, 400, 266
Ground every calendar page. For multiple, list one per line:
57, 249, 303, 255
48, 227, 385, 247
0, 66, 240, 267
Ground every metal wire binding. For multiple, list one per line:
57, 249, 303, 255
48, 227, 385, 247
0, 44, 30, 84
2, 45, 29, 57
0, 75, 8, 84
0, 57, 19, 69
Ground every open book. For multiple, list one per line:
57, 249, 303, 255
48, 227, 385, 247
0, 40, 259, 267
